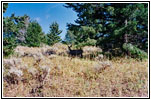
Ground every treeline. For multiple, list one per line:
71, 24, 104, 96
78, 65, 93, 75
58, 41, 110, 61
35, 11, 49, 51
3, 3, 62, 57
64, 3, 148, 59
3, 3, 148, 59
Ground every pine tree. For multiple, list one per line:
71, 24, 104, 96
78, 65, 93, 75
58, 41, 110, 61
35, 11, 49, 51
3, 3, 8, 13
3, 14, 18, 57
25, 21, 43, 47
64, 3, 107, 47
47, 22, 62, 45
64, 3, 148, 59
40, 32, 48, 45
3, 34, 17, 57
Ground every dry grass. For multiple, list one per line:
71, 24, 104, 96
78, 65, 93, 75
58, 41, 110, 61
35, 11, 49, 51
3, 55, 148, 97
3, 44, 148, 97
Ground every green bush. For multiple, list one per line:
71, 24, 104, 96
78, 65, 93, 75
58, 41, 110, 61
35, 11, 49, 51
3, 15, 18, 57
123, 43, 148, 60
3, 35, 17, 57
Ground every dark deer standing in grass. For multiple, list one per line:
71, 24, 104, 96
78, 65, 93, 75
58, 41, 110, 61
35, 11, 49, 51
68, 45, 83, 58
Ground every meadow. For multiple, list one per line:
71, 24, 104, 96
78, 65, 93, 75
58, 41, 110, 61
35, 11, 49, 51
3, 44, 148, 97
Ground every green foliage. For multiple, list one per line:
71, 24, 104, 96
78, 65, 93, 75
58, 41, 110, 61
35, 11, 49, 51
65, 3, 148, 58
3, 3, 8, 13
65, 30, 76, 45
25, 21, 43, 47
14, 14, 30, 45
3, 16, 18, 34
3, 14, 30, 44
123, 43, 148, 59
76, 38, 97, 48
65, 25, 97, 47
40, 32, 48, 44
84, 38, 97, 46
3, 4, 47, 56
3, 12, 46, 56
3, 15, 18, 57
47, 22, 62, 45
3, 35, 17, 57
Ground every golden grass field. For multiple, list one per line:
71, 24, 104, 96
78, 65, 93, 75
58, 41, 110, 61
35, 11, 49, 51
3, 54, 148, 97
3, 44, 148, 97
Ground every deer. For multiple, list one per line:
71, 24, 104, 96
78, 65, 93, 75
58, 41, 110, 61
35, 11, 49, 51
68, 45, 83, 58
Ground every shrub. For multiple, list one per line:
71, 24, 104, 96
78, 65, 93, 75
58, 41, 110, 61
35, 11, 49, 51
123, 43, 148, 60
83, 46, 102, 59
93, 61, 112, 73
3, 36, 17, 57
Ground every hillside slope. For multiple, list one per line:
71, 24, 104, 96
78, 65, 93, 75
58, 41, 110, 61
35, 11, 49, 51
3, 45, 148, 97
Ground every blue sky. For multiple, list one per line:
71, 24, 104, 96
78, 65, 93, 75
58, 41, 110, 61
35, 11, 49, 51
3, 3, 78, 40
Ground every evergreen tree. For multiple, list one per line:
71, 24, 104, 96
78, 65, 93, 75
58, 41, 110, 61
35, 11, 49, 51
47, 22, 62, 45
65, 25, 97, 47
3, 34, 17, 57
64, 3, 108, 47
25, 21, 43, 47
3, 4, 18, 57
3, 13, 31, 57
64, 3, 148, 59
3, 3, 8, 13
40, 32, 48, 45
3, 16, 17, 57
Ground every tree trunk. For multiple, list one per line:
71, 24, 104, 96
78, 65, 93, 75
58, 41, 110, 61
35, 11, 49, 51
124, 19, 128, 43
123, 19, 131, 57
